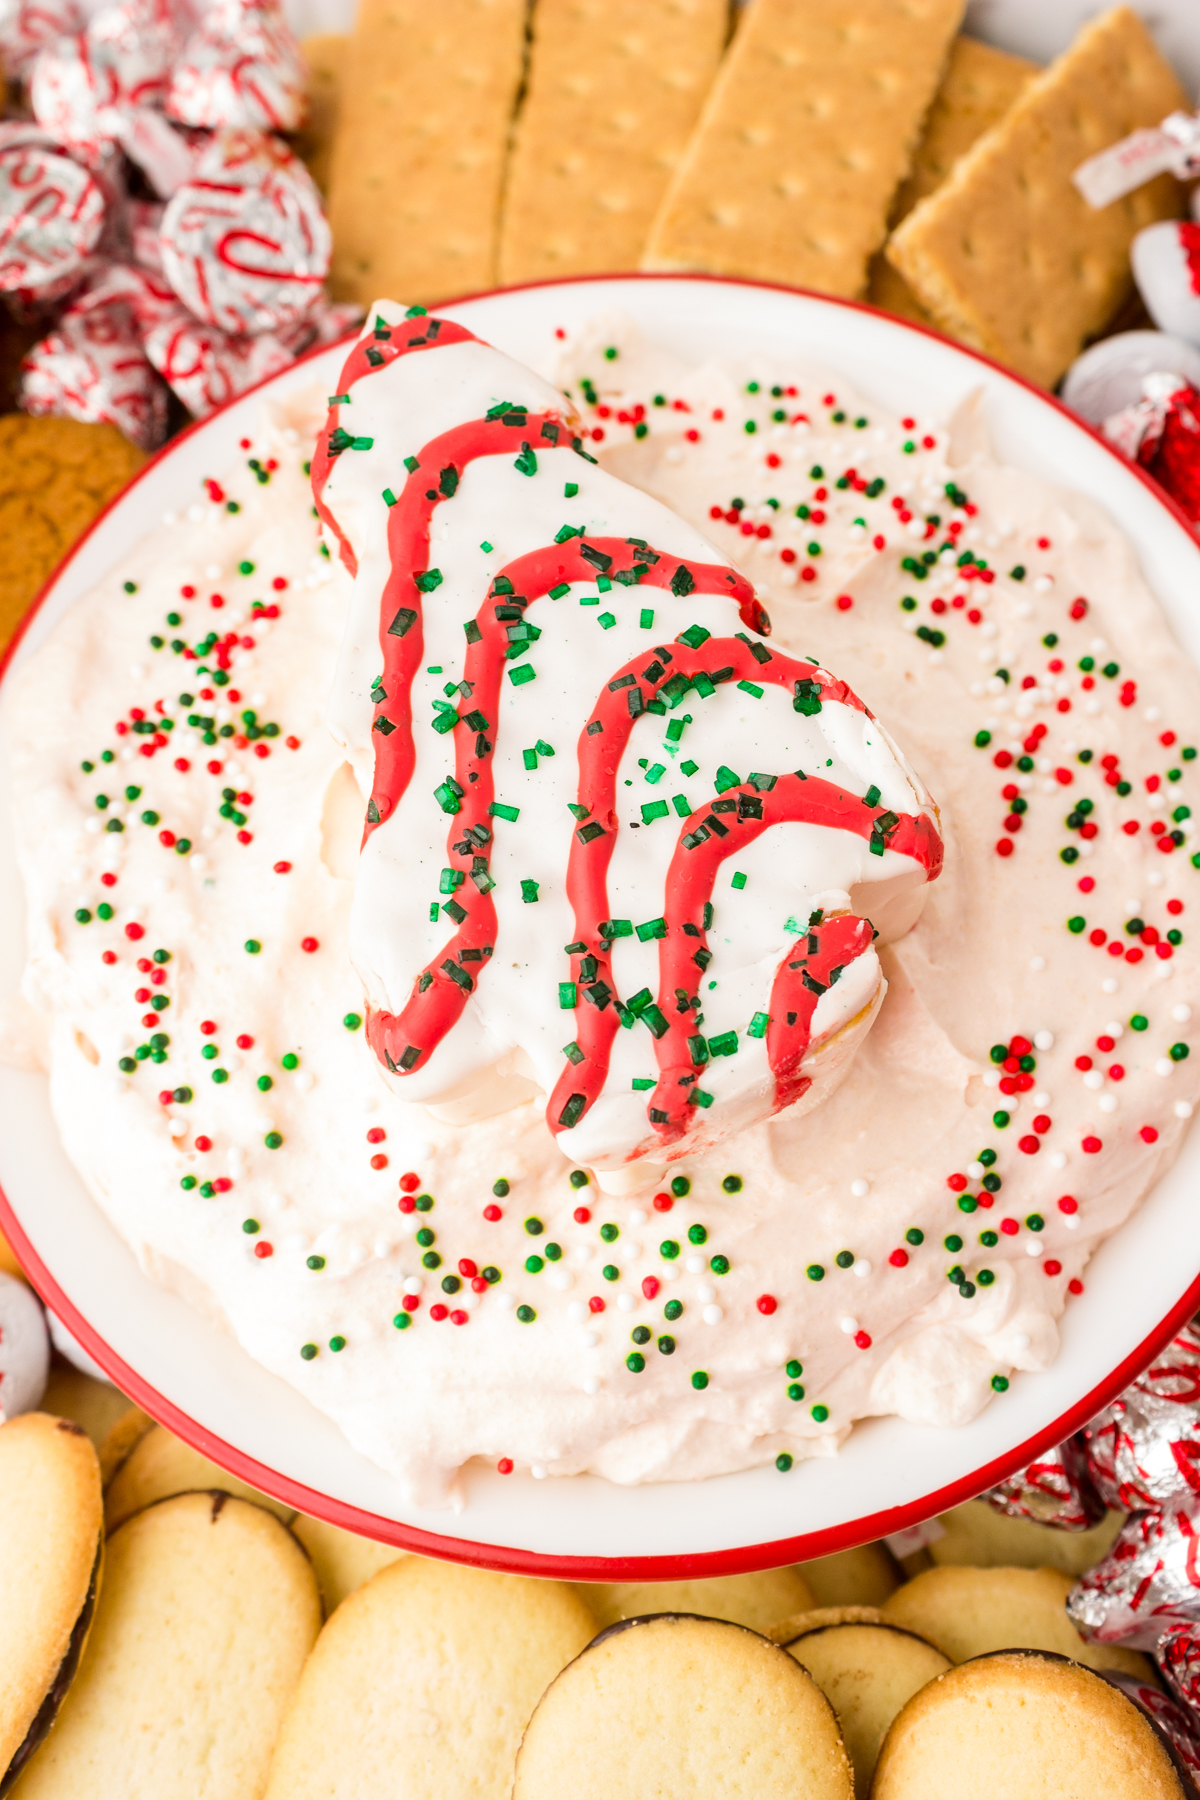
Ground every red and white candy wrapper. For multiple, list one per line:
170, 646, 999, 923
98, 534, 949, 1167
985, 1436, 1105, 1530
0, 0, 83, 79
273, 293, 360, 355
29, 0, 183, 156
1161, 1622, 1200, 1720
1102, 1671, 1200, 1790
158, 129, 330, 336
1082, 1318, 1200, 1511
1067, 1501, 1200, 1650
1103, 377, 1200, 527
0, 123, 106, 307
142, 303, 291, 417
20, 273, 168, 448
167, 0, 306, 133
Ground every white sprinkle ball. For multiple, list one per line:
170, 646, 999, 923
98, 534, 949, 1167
1030, 956, 1046, 972
1049, 1152, 1068, 1170
685, 1253, 707, 1274
616, 1292, 636, 1312
696, 1283, 716, 1304
1177, 1102, 1194, 1119
850, 1178, 870, 1198
1102, 977, 1119, 994
1033, 1030, 1054, 1050
582, 1378, 600, 1396
580, 1330, 599, 1349
1173, 1005, 1193, 1024
702, 1304, 724, 1325
839, 1316, 859, 1334
1025, 1238, 1044, 1257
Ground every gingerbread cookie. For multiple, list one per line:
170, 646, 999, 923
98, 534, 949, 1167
578, 1566, 814, 1633
103, 1422, 295, 1530
514, 1613, 853, 1798
289, 1513, 405, 1614
0, 1414, 102, 1790
13, 1492, 320, 1799
0, 415, 146, 652
264, 1557, 595, 1798
780, 1615, 951, 1796
882, 1564, 1152, 1680
872, 1650, 1189, 1799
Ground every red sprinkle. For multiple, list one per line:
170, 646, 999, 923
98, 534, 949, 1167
889, 1248, 909, 1268
401, 1293, 420, 1311
430, 1304, 448, 1321
273, 861, 292, 874
236, 1034, 254, 1049
1044, 1260, 1062, 1277
1000, 1218, 1019, 1236
124, 922, 145, 941
398, 1171, 420, 1191
301, 937, 319, 953
652, 1192, 674, 1212
947, 1173, 967, 1192
1082, 1136, 1103, 1154
483, 1203, 502, 1222
836, 594, 854, 611
854, 1330, 872, 1349
253, 1241, 273, 1258
101, 950, 117, 965
1068, 1278, 1084, 1295
1018, 1135, 1040, 1154
369, 1154, 388, 1170
497, 1458, 513, 1474
643, 1276, 662, 1300
1141, 1126, 1160, 1144
367, 1127, 386, 1143
195, 1136, 212, 1152
756, 1294, 777, 1315
450, 1310, 468, 1325
588, 1296, 605, 1313
1058, 1196, 1078, 1213
996, 839, 1014, 857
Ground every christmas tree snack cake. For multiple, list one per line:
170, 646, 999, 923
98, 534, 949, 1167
3, 302, 1199, 1507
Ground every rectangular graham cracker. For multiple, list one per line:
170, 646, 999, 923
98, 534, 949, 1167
885, 6, 1189, 388
641, 0, 967, 299
326, 0, 528, 308
868, 34, 1037, 325
295, 33, 347, 195
498, 0, 729, 285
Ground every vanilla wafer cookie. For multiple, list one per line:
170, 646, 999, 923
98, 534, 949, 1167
578, 1566, 815, 1633
499, 0, 727, 285
885, 6, 1189, 387
327, 0, 527, 307
642, 0, 965, 298
103, 1422, 295, 1530
869, 35, 1037, 325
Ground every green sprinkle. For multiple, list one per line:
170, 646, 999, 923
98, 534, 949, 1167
516, 1305, 536, 1323
626, 1351, 646, 1372
565, 482, 579, 497
991, 1374, 1009, 1392
731, 871, 746, 890
807, 1264, 825, 1281
300, 1343, 318, 1361
509, 664, 536, 686
640, 608, 654, 628
343, 1013, 362, 1030
811, 1404, 830, 1423
1130, 1014, 1149, 1032
265, 1131, 283, 1149
691, 1371, 709, 1390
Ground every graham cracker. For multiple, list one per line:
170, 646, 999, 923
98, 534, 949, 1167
885, 6, 1189, 388
641, 0, 966, 299
295, 33, 347, 195
327, 0, 528, 308
498, 0, 728, 285
869, 35, 1036, 325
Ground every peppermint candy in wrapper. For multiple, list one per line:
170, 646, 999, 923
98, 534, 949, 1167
30, 0, 182, 156
1082, 1317, 1200, 1511
985, 1436, 1105, 1530
159, 129, 330, 335
142, 304, 292, 417
0, 0, 83, 79
0, 124, 106, 306
20, 272, 168, 448
1067, 1501, 1200, 1650
167, 0, 307, 133
1161, 1622, 1200, 1724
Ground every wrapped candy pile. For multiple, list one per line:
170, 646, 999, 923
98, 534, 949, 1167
988, 1314, 1200, 1776
0, 0, 358, 447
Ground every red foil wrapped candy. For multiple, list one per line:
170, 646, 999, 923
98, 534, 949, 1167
1082, 1318, 1200, 1512
0, 123, 106, 308
1161, 1622, 1200, 1723
1104, 375, 1200, 527
167, 0, 307, 133
1067, 1500, 1200, 1650
158, 129, 330, 336
985, 1436, 1105, 1530
21, 270, 168, 448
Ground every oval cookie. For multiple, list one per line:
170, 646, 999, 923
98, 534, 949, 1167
781, 1617, 950, 1796
103, 1423, 295, 1529
513, 1614, 854, 1799
929, 1498, 1125, 1576
263, 1557, 595, 1799
0, 1415, 102, 1789
13, 1492, 320, 1799
881, 1564, 1153, 1679
872, 1651, 1189, 1799
794, 1542, 901, 1608
577, 1566, 814, 1633
289, 1514, 406, 1614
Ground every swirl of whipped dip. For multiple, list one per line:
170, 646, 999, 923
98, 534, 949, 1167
313, 302, 944, 1176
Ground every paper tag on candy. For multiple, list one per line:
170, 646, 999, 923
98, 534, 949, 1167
1074, 110, 1200, 209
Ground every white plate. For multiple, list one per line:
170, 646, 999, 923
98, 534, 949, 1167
2, 275, 1199, 1576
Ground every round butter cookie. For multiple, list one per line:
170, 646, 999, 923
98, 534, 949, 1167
289, 1513, 405, 1614
872, 1651, 1190, 1800
881, 1565, 1152, 1679
767, 1605, 885, 1644
263, 1557, 595, 1799
13, 1491, 320, 1799
512, 1614, 854, 1800
103, 1422, 295, 1529
780, 1616, 951, 1797
0, 1414, 102, 1790
794, 1543, 901, 1608
929, 1498, 1125, 1576
577, 1566, 814, 1633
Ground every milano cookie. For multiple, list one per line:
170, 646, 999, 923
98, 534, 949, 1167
780, 1615, 951, 1797
0, 1415, 102, 1791
14, 1492, 320, 1799
885, 6, 1189, 387
881, 1564, 1153, 1680
642, 0, 964, 298
872, 1651, 1190, 1800
513, 1614, 854, 1799
498, 0, 727, 285
103, 1422, 295, 1531
327, 0, 527, 307
578, 1565, 815, 1634
263, 1557, 595, 1799
288, 1513, 405, 1615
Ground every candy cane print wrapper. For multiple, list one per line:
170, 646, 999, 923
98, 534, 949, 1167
20, 282, 169, 448
1068, 1501, 1200, 1651
29, 0, 182, 155
167, 0, 308, 133
141, 303, 293, 418
0, 125, 106, 302
1081, 1315, 1200, 1511
0, 0, 83, 80
158, 129, 330, 336
314, 302, 943, 1177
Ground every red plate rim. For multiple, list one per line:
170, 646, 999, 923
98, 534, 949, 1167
1, 270, 1198, 1579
